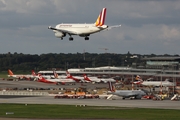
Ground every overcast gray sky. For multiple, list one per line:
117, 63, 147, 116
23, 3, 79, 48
0, 0, 180, 55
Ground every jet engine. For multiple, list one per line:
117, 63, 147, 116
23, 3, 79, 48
135, 95, 142, 99
55, 32, 66, 38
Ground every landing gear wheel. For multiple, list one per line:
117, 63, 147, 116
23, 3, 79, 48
85, 36, 89, 40
69, 37, 73, 41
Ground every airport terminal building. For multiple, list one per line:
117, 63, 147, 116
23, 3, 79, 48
38, 57, 180, 79
142, 57, 180, 70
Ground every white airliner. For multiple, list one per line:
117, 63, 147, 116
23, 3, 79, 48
48, 8, 121, 40
83, 74, 101, 83
66, 71, 84, 82
133, 75, 175, 87
107, 82, 146, 100
37, 74, 75, 85
140, 80, 175, 87
8, 69, 36, 80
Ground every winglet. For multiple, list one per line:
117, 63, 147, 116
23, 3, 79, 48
95, 8, 107, 27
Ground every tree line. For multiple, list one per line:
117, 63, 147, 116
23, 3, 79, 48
0, 52, 178, 72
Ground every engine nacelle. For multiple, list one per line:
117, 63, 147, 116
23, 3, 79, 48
54, 32, 66, 38
135, 95, 142, 99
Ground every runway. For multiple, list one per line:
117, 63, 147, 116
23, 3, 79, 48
0, 96, 180, 110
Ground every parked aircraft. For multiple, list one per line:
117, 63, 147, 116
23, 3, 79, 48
8, 69, 35, 80
37, 75, 58, 84
66, 71, 84, 82
107, 82, 146, 99
38, 70, 67, 79
37, 74, 75, 85
83, 74, 101, 83
141, 80, 175, 87
48, 8, 121, 40
133, 75, 175, 87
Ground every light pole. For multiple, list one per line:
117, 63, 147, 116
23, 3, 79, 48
160, 66, 164, 95
172, 64, 176, 95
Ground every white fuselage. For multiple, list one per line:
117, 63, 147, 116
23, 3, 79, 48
86, 76, 101, 83
43, 78, 75, 83
41, 75, 67, 79
55, 23, 108, 35
141, 81, 175, 87
100, 78, 116, 83
8, 74, 35, 79
113, 90, 146, 98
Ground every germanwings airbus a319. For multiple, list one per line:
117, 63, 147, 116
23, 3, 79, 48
48, 8, 121, 41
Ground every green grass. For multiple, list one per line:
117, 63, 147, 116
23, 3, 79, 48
0, 71, 31, 79
0, 71, 9, 79
0, 104, 179, 120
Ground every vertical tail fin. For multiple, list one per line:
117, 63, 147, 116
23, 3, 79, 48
37, 74, 42, 81
108, 82, 115, 92
53, 70, 58, 79
32, 70, 36, 76
8, 69, 14, 75
95, 8, 106, 26
37, 74, 47, 82
66, 71, 80, 82
83, 74, 91, 82
133, 75, 143, 84
66, 70, 71, 78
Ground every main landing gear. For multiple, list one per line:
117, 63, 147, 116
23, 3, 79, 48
85, 36, 89, 40
69, 37, 73, 41
68, 36, 89, 41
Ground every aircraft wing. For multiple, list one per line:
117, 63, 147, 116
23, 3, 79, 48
48, 26, 78, 35
126, 92, 140, 97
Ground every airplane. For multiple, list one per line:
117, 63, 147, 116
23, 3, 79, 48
37, 75, 58, 84
83, 74, 101, 83
140, 79, 175, 87
37, 74, 76, 85
38, 70, 67, 79
133, 75, 175, 87
48, 8, 121, 41
8, 69, 35, 80
107, 82, 146, 100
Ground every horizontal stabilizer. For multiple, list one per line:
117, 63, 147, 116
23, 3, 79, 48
48, 26, 58, 30
107, 25, 121, 30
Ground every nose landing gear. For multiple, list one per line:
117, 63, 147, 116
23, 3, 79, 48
85, 36, 89, 40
